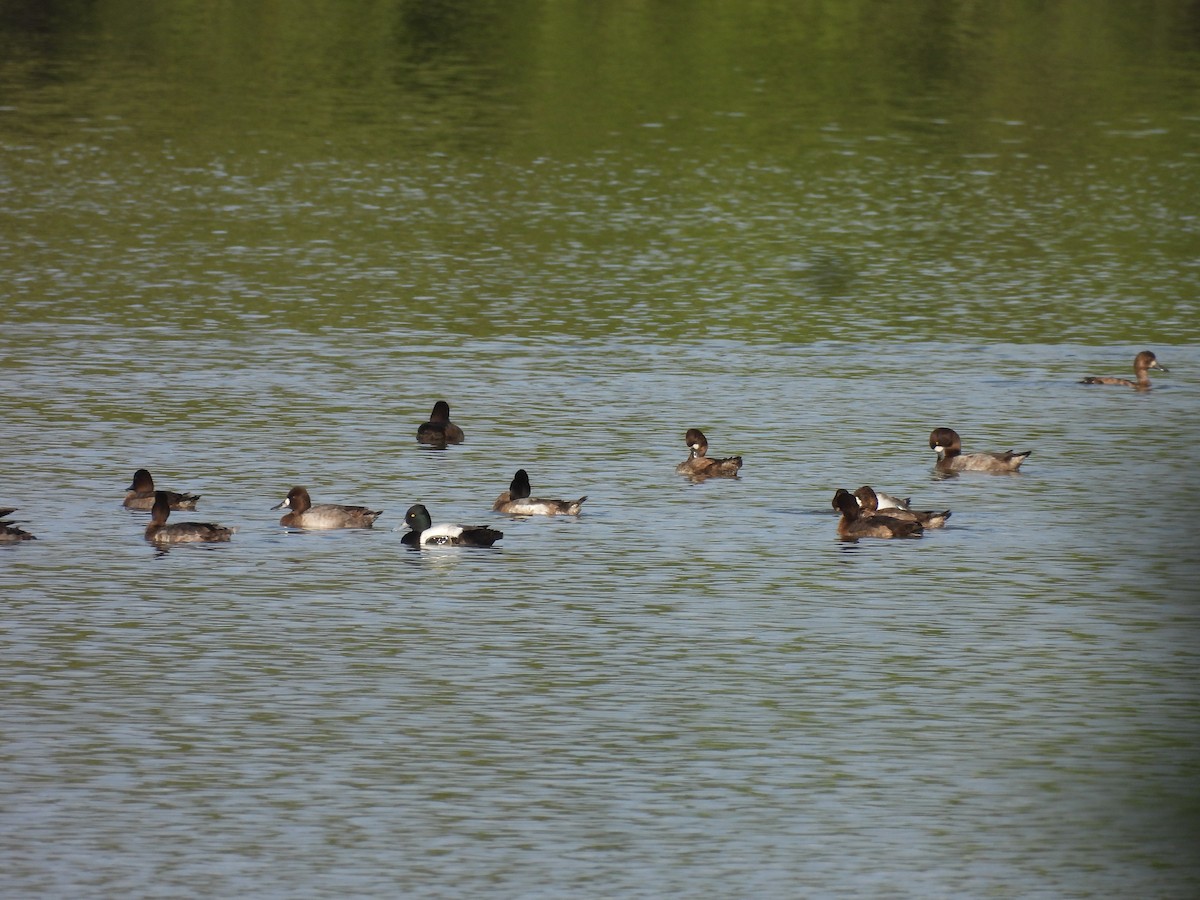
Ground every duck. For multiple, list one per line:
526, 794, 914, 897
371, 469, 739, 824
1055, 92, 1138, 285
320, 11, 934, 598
929, 428, 1031, 475
401, 504, 502, 548
493, 469, 587, 516
675, 428, 743, 479
0, 510, 36, 542
273, 486, 382, 529
416, 400, 465, 445
832, 488, 923, 540
853, 489, 910, 511
854, 485, 950, 529
123, 469, 200, 510
1081, 350, 1168, 391
144, 491, 234, 544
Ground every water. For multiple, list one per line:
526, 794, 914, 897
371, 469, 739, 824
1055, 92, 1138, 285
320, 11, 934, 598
3, 2, 1200, 897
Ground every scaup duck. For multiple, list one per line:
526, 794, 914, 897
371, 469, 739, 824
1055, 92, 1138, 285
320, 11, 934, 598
0, 512, 36, 542
273, 486, 382, 529
493, 469, 587, 516
144, 491, 234, 544
124, 469, 200, 510
1081, 350, 1168, 391
402, 504, 502, 548
929, 428, 1030, 475
832, 488, 923, 540
854, 485, 950, 529
416, 401, 465, 445
675, 428, 743, 479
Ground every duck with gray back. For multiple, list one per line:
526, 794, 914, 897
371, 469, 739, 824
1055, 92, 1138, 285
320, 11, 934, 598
929, 427, 1030, 475
273, 486, 382, 529
1081, 350, 1168, 391
416, 400, 465, 445
144, 491, 234, 544
832, 488, 923, 540
493, 469, 587, 516
124, 468, 200, 510
402, 504, 502, 548
675, 428, 743, 479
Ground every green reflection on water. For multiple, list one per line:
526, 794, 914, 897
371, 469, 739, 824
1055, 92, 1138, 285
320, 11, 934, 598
1, 0, 1197, 344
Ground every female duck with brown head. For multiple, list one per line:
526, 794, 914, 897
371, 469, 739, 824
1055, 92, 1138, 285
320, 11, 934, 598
854, 485, 950, 529
832, 488, 923, 540
273, 486, 382, 529
929, 428, 1030, 475
123, 469, 200, 510
1081, 350, 1168, 391
144, 491, 234, 544
675, 428, 743, 479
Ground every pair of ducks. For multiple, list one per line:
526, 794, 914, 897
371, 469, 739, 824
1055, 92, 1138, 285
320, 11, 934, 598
402, 469, 587, 548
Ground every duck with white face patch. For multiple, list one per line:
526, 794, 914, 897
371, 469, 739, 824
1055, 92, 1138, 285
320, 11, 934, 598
675, 428, 742, 480
929, 427, 1031, 475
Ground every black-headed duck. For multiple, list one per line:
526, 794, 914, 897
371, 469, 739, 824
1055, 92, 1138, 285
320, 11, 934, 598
854, 485, 950, 529
929, 428, 1030, 475
402, 503, 502, 548
144, 491, 234, 544
493, 469, 587, 516
675, 428, 743, 479
124, 469, 200, 511
416, 401, 465, 445
273, 486, 382, 529
833, 488, 923, 540
1081, 350, 1168, 391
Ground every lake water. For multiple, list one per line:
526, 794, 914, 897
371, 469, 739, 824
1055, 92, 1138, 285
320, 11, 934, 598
2, 2, 1199, 897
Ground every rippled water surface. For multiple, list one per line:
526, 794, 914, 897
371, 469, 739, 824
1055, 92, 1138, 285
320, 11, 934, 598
3, 1, 1200, 896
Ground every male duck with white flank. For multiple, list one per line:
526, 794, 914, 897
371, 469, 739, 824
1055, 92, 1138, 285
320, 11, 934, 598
832, 488, 924, 540
929, 427, 1031, 475
416, 400, 465, 445
144, 491, 235, 544
493, 469, 587, 516
1081, 350, 1168, 391
675, 428, 743, 479
402, 504, 502, 548
124, 468, 200, 510
273, 486, 382, 529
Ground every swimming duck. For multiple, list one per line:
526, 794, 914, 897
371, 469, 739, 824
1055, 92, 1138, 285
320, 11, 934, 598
0, 512, 36, 542
929, 428, 1031, 475
273, 486, 382, 529
416, 401, 465, 445
675, 428, 743, 479
854, 485, 950, 529
401, 503, 503, 548
124, 469, 200, 510
144, 491, 234, 544
493, 469, 587, 516
1081, 350, 1168, 391
832, 488, 923, 540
